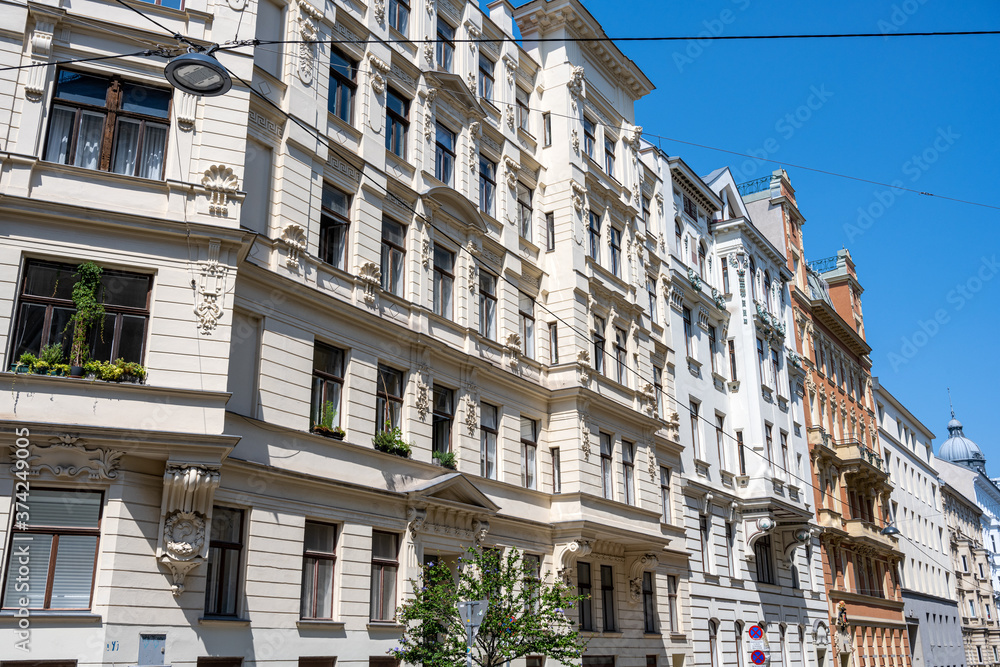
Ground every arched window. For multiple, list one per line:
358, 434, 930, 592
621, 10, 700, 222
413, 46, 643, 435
698, 243, 707, 279
675, 222, 682, 255
736, 621, 745, 667
709, 620, 719, 667
764, 271, 772, 309
780, 624, 789, 667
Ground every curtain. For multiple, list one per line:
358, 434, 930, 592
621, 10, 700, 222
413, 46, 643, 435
75, 111, 105, 170
138, 122, 167, 179
44, 106, 75, 164
112, 118, 140, 176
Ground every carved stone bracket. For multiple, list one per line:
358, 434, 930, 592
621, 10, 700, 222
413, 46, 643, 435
374, 0, 385, 23
743, 515, 776, 557
157, 463, 221, 595
463, 393, 479, 437
567, 65, 584, 109
202, 165, 239, 217
25, 17, 56, 99
407, 507, 427, 536
11, 435, 123, 480
504, 156, 520, 189
280, 224, 307, 268
473, 519, 490, 544
503, 332, 522, 369
358, 261, 382, 306
296, 0, 322, 84
782, 527, 812, 564
580, 415, 592, 460
194, 239, 227, 335
503, 54, 517, 86
369, 53, 390, 94
628, 553, 659, 603
556, 539, 592, 582
175, 92, 197, 131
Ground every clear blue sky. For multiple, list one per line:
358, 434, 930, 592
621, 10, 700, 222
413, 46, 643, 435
511, 0, 1000, 470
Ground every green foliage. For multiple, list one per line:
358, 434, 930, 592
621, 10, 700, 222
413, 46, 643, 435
320, 401, 337, 429
389, 546, 586, 667
432, 450, 458, 470
33, 360, 50, 374
39, 343, 64, 365
52, 363, 70, 376
67, 262, 105, 366
373, 424, 412, 457
17, 352, 38, 368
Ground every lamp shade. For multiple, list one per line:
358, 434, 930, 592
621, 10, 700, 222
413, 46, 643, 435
880, 524, 901, 536
164, 52, 232, 97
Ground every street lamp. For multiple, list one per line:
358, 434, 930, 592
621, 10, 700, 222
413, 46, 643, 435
880, 523, 901, 536
164, 52, 232, 97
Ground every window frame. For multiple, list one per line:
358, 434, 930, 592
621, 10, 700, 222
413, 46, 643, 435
647, 277, 658, 325
375, 364, 404, 432
682, 307, 694, 358
516, 87, 530, 132
380, 217, 407, 297
548, 322, 559, 364
600, 432, 613, 500
622, 440, 635, 506
583, 117, 596, 158
434, 122, 456, 185
545, 212, 556, 252
604, 137, 615, 176
478, 54, 495, 101
551, 447, 561, 493
520, 416, 538, 489
578, 561, 594, 631
588, 211, 601, 261
479, 155, 497, 216
660, 466, 671, 523
311, 342, 345, 431
320, 182, 351, 270
480, 402, 499, 479
205, 506, 245, 617
436, 19, 455, 71
478, 271, 497, 340
707, 326, 718, 374
614, 327, 628, 385
385, 88, 409, 158
542, 112, 552, 146
432, 385, 454, 455
328, 48, 358, 123
432, 245, 455, 319
642, 571, 656, 633
690, 400, 701, 459
519, 292, 535, 359
609, 226, 622, 277
370, 531, 399, 621
300, 521, 338, 620
593, 316, 606, 375
517, 182, 533, 241
600, 564, 616, 631
388, 0, 409, 34
754, 534, 776, 585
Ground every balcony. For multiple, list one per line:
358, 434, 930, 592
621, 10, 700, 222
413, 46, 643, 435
844, 518, 899, 552
808, 426, 833, 449
835, 439, 890, 485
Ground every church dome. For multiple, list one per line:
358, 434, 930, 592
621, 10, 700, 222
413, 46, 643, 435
939, 412, 986, 469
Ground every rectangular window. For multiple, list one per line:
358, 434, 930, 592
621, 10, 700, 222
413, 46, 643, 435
683, 307, 694, 358
388, 0, 409, 34
521, 416, 538, 489
609, 226, 622, 277
754, 534, 775, 585
380, 218, 406, 297
242, 138, 272, 234
588, 211, 601, 261
726, 522, 737, 578
642, 571, 656, 633
604, 138, 616, 176
690, 401, 701, 459
517, 87, 530, 131
708, 326, 718, 374
757, 338, 767, 384
545, 212, 556, 251
44, 70, 171, 179
660, 466, 671, 523
642, 196, 651, 226
205, 507, 244, 617
301, 521, 337, 619
517, 183, 533, 240
478, 272, 497, 340
614, 327, 628, 385
771, 348, 781, 393
329, 49, 358, 123
715, 415, 726, 469
765, 424, 774, 467
737, 430, 746, 475
543, 112, 552, 146
728, 339, 738, 381
666, 575, 678, 632
320, 183, 351, 270
370, 531, 398, 621
551, 447, 561, 493
375, 365, 404, 432
647, 277, 658, 324
700, 515, 711, 572
601, 565, 616, 631
432, 385, 454, 455
479, 156, 496, 217
8, 260, 151, 365
600, 432, 613, 500
478, 54, 494, 100
435, 123, 455, 185
436, 19, 455, 72
254, 0, 283, 77
2, 489, 101, 610
433, 246, 455, 319
780, 431, 789, 474
311, 342, 345, 431
578, 562, 593, 631
481, 403, 498, 479
622, 440, 635, 506
548, 322, 559, 364
583, 117, 595, 158
519, 292, 535, 359
683, 194, 697, 219
653, 366, 664, 419
593, 316, 606, 375
721, 258, 730, 293
385, 88, 409, 158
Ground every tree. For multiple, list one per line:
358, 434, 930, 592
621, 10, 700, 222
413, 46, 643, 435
389, 545, 586, 667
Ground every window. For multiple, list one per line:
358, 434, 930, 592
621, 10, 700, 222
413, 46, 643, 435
763, 271, 772, 309
708, 326, 718, 374
479, 156, 497, 216
198, 659, 244, 667
588, 211, 602, 260
736, 430, 746, 475
433, 246, 455, 319
754, 535, 775, 584
301, 521, 337, 619
436, 19, 455, 71
660, 466, 671, 523
311, 343, 345, 430
254, 0, 283, 78
548, 322, 559, 364
523, 554, 541, 611
205, 507, 244, 616
137, 0, 182, 6
962, 555, 969, 572
320, 183, 351, 270
9, 260, 151, 365
481, 403, 498, 479
388, 0, 409, 34
977, 646, 984, 664
780, 432, 789, 474
757, 338, 767, 384
726, 523, 737, 578
642, 196, 651, 227
517, 87, 530, 131
653, 366, 664, 419
609, 226, 622, 277
604, 138, 616, 176
370, 532, 398, 621
647, 277, 658, 324
683, 195, 697, 219
435, 123, 455, 185
614, 328, 628, 385
642, 572, 656, 633
478, 272, 497, 340
698, 243, 706, 279
551, 447, 562, 493
543, 112, 552, 146
715, 415, 726, 469
735, 622, 745, 667
666, 575, 678, 632
329, 49, 357, 123
385, 88, 409, 158
432, 385, 454, 455
722, 258, 730, 293
517, 183, 533, 240
380, 218, 406, 297
709, 620, 719, 667
2, 489, 101, 610
771, 349, 781, 393
674, 222, 682, 255
765, 424, 774, 468
519, 292, 535, 359
578, 562, 594, 631
600, 565, 616, 631
683, 307, 694, 358
600, 432, 613, 500
521, 417, 537, 489
583, 117, 596, 157
593, 316, 606, 374
375, 365, 404, 432
622, 441, 635, 506
545, 212, 556, 251
690, 401, 701, 459
44, 70, 171, 179
478, 54, 494, 100
728, 339, 738, 381
970, 599, 977, 617
700, 515, 711, 573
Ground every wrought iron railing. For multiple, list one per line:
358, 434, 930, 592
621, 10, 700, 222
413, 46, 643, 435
736, 176, 771, 197
808, 256, 839, 274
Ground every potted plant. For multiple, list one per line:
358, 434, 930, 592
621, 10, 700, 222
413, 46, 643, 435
373, 422, 412, 458
52, 363, 71, 377
312, 401, 346, 440
66, 261, 105, 378
83, 359, 102, 380
432, 450, 457, 470
118, 360, 147, 384
12, 352, 36, 374
38, 343, 64, 376
32, 359, 50, 375
98, 360, 123, 382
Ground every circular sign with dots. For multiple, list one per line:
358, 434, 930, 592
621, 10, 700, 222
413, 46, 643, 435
752, 650, 767, 665
749, 625, 763, 640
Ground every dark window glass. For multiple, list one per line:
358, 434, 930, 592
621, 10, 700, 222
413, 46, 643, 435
577, 562, 593, 630
388, 0, 409, 34
380, 218, 406, 297
432, 385, 453, 455
436, 20, 454, 71
311, 343, 345, 430
375, 365, 404, 431
435, 123, 455, 185
301, 522, 337, 619
329, 49, 357, 122
205, 507, 243, 616
385, 89, 409, 158
320, 183, 351, 270
601, 565, 616, 631
370, 532, 398, 620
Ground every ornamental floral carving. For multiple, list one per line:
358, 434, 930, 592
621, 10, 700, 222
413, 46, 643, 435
296, 0, 322, 84
503, 55, 517, 86
628, 553, 659, 603
359, 262, 382, 306
10, 437, 123, 480
504, 156, 520, 189
463, 394, 479, 436
194, 240, 226, 335
369, 53, 391, 93
580, 416, 592, 460
202, 165, 239, 217
164, 511, 206, 560
407, 507, 427, 536
571, 180, 587, 212
567, 65, 584, 108
157, 463, 221, 595
280, 224, 307, 268
373, 0, 385, 23
571, 128, 580, 154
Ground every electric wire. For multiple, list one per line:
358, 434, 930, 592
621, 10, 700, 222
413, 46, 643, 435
0, 50, 161, 73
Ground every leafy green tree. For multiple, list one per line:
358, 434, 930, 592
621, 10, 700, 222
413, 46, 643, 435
389, 546, 586, 667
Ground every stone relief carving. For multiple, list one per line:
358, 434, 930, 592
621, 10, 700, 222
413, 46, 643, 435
463, 394, 479, 436
571, 180, 587, 213
503, 55, 517, 86
374, 0, 385, 23
202, 164, 239, 217
296, 0, 322, 84
157, 463, 221, 595
11, 436, 123, 480
194, 239, 226, 335
280, 224, 307, 268
359, 262, 382, 306
175, 92, 197, 130
473, 519, 490, 544
580, 416, 592, 460
628, 553, 659, 603
557, 539, 592, 582
503, 333, 522, 369
504, 156, 520, 189
369, 53, 391, 94
567, 65, 584, 109
571, 128, 580, 154
25, 18, 56, 99
407, 507, 427, 536
647, 444, 657, 481
420, 87, 437, 141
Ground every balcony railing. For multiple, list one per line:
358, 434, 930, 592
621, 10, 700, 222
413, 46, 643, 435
834, 439, 886, 473
844, 518, 898, 551
808, 426, 833, 449
736, 176, 771, 197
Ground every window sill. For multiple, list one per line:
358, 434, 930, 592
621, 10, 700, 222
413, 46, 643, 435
686, 356, 703, 369
643, 633, 663, 638
199, 616, 251, 626
327, 109, 362, 142
298, 619, 346, 630
367, 621, 405, 631
602, 631, 624, 637
0, 610, 102, 623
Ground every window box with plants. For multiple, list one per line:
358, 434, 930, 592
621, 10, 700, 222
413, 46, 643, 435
372, 424, 412, 458
432, 450, 457, 470
311, 401, 346, 440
